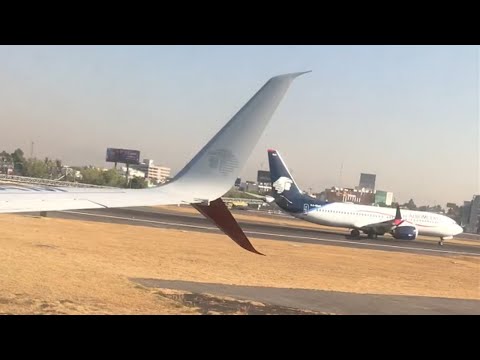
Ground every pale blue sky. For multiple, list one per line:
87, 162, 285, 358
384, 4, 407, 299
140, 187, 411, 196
0, 45, 478, 205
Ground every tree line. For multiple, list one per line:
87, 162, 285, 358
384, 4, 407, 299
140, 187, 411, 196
0, 148, 147, 189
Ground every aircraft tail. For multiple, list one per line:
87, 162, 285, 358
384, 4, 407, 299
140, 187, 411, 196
268, 149, 303, 200
267, 149, 326, 215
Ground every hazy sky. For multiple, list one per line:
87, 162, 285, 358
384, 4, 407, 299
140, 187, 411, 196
0, 45, 478, 206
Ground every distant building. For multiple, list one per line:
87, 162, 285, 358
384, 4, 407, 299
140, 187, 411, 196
257, 170, 272, 193
325, 187, 375, 205
313, 192, 327, 202
461, 201, 472, 229
358, 173, 376, 191
61, 166, 83, 180
121, 166, 146, 180
0, 164, 14, 175
375, 190, 394, 206
234, 177, 241, 187
465, 195, 480, 234
0, 156, 14, 175
131, 159, 171, 185
239, 181, 259, 193
257, 170, 270, 183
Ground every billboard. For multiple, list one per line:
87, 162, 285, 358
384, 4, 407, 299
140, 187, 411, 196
106, 148, 140, 165
257, 170, 271, 184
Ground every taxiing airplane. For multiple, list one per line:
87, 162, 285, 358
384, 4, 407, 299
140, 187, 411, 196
267, 149, 463, 246
0, 72, 311, 255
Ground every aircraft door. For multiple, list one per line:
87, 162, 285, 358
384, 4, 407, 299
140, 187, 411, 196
303, 204, 309, 214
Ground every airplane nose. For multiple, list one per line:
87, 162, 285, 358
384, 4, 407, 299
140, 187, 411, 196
454, 224, 463, 235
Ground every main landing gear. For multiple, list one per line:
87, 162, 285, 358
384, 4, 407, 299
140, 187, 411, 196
350, 229, 379, 239
439, 238, 444, 246
367, 229, 378, 239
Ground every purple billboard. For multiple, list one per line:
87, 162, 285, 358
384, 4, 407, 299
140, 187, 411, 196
106, 148, 140, 165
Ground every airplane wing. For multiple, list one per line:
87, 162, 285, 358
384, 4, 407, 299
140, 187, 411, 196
353, 206, 404, 234
0, 71, 310, 254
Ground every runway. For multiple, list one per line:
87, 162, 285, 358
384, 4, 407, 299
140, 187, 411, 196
133, 278, 480, 315
35, 206, 480, 257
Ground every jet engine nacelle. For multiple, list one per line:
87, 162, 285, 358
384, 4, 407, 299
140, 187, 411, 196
392, 223, 418, 240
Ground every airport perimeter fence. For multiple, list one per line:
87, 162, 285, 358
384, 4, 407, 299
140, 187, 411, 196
0, 174, 115, 189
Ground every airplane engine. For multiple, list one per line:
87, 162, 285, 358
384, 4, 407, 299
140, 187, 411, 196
392, 223, 418, 240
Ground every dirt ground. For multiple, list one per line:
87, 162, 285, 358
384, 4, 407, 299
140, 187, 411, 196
0, 214, 478, 314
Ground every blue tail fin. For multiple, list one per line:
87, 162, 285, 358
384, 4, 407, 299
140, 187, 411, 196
268, 149, 302, 197
267, 149, 326, 214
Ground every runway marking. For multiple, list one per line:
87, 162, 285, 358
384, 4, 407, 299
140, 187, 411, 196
62, 210, 480, 256
246, 231, 480, 256
63, 210, 220, 230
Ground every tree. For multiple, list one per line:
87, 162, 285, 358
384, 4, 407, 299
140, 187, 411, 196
404, 199, 417, 210
79, 167, 128, 187
129, 176, 148, 189
11, 148, 26, 174
23, 158, 49, 178
431, 204, 443, 213
0, 150, 11, 162
11, 148, 25, 162
446, 202, 458, 210
79, 167, 106, 185
447, 203, 462, 224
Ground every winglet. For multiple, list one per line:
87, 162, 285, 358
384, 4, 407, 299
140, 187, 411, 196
183, 72, 310, 254
395, 205, 401, 220
169, 71, 310, 203
192, 198, 264, 255
393, 205, 404, 226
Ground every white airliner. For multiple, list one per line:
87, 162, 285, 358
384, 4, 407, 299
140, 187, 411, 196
267, 149, 463, 246
0, 72, 311, 255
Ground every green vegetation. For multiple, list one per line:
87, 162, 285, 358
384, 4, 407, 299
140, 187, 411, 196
0, 148, 148, 189
129, 176, 148, 189
224, 188, 263, 199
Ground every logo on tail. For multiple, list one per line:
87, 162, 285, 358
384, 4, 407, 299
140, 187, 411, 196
273, 176, 293, 194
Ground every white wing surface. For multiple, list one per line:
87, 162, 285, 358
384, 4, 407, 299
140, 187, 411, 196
0, 72, 309, 214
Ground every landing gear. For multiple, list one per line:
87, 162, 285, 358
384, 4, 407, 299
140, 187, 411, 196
439, 238, 444, 246
351, 229, 360, 238
367, 229, 377, 239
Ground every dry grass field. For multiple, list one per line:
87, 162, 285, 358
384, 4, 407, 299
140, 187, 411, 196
0, 213, 478, 314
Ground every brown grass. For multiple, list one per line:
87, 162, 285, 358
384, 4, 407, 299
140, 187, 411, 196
0, 214, 478, 314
